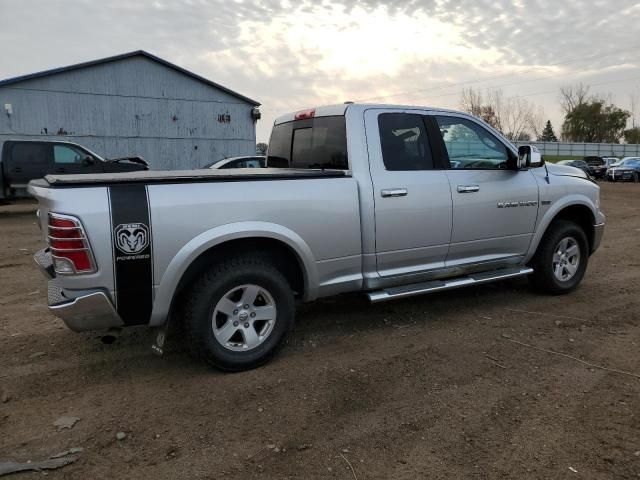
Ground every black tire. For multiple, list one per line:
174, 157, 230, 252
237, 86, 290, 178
183, 254, 295, 371
634, 173, 639, 183
528, 220, 589, 295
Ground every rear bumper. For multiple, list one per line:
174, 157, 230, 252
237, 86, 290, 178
34, 248, 55, 279
592, 223, 605, 253
49, 287, 124, 332
35, 248, 124, 332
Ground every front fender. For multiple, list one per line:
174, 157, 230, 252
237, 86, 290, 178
149, 221, 319, 326
525, 194, 600, 262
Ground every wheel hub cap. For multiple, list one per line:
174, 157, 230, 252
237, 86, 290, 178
552, 236, 581, 282
211, 284, 277, 352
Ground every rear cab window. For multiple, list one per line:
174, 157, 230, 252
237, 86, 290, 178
267, 116, 348, 169
11, 143, 50, 168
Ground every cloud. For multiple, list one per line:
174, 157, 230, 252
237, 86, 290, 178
0, 0, 638, 141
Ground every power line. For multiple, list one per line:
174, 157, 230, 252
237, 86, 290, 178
402, 58, 638, 103
434, 73, 640, 109
352, 43, 640, 103
259, 44, 640, 116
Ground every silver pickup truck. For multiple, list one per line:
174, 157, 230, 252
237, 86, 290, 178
29, 103, 605, 371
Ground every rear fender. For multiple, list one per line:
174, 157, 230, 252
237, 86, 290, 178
149, 221, 318, 326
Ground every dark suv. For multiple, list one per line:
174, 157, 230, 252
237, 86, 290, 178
584, 156, 608, 179
1, 140, 148, 200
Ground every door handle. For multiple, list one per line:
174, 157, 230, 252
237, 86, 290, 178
457, 185, 480, 193
381, 188, 408, 198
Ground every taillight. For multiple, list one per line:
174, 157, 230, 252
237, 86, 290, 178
294, 108, 315, 120
48, 213, 96, 274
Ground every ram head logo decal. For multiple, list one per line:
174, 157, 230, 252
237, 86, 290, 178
114, 223, 149, 254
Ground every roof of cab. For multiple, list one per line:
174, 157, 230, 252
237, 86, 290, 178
273, 103, 462, 125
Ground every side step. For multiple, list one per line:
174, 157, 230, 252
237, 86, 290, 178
367, 267, 533, 303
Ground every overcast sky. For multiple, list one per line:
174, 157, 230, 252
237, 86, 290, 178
1, 0, 639, 142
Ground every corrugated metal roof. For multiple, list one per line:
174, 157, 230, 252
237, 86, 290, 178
0, 50, 260, 106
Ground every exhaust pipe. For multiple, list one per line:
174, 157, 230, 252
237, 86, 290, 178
101, 327, 122, 344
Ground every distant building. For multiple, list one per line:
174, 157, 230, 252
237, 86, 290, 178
0, 50, 260, 170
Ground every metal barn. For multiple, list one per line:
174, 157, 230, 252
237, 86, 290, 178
0, 51, 260, 170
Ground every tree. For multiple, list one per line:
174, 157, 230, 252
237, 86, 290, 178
624, 127, 640, 144
559, 83, 590, 115
461, 88, 501, 130
538, 120, 558, 142
513, 132, 531, 142
256, 142, 268, 155
561, 100, 630, 143
460, 87, 538, 141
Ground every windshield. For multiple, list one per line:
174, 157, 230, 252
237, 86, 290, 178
620, 159, 640, 167
202, 158, 224, 168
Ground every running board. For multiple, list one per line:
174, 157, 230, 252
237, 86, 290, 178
367, 267, 534, 303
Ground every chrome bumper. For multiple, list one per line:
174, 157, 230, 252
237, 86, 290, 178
592, 223, 605, 253
35, 248, 123, 332
48, 283, 124, 332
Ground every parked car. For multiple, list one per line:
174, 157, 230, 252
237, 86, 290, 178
203, 156, 266, 169
556, 159, 594, 177
29, 103, 605, 371
606, 157, 640, 182
0, 140, 148, 200
602, 157, 619, 168
584, 156, 608, 179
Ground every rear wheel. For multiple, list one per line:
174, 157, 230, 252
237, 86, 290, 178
529, 220, 589, 295
183, 254, 295, 371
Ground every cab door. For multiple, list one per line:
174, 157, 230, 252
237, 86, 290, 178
429, 114, 539, 267
365, 109, 453, 278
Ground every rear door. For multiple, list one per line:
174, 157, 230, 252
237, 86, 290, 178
5, 142, 51, 188
365, 109, 453, 277
429, 114, 539, 267
52, 143, 104, 174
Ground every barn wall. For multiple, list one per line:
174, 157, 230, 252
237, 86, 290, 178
0, 56, 257, 169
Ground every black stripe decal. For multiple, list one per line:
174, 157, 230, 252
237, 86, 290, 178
108, 184, 153, 325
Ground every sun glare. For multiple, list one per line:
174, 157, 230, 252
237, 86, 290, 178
205, 3, 502, 80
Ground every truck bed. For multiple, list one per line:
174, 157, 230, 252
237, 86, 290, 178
36, 168, 350, 187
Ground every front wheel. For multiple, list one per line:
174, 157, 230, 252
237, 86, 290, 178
529, 220, 589, 295
183, 255, 295, 371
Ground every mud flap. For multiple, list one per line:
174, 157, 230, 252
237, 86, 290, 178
150, 325, 167, 357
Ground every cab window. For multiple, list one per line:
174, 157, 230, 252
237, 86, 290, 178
267, 116, 348, 169
435, 116, 508, 169
11, 143, 49, 167
53, 145, 86, 164
378, 113, 433, 170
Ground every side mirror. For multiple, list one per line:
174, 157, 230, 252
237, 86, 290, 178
517, 145, 544, 169
82, 155, 94, 166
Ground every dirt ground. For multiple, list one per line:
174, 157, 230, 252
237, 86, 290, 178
1, 184, 639, 479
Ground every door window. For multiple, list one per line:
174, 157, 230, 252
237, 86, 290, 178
220, 159, 244, 169
11, 143, 49, 168
435, 116, 508, 169
53, 145, 86, 164
378, 113, 434, 170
